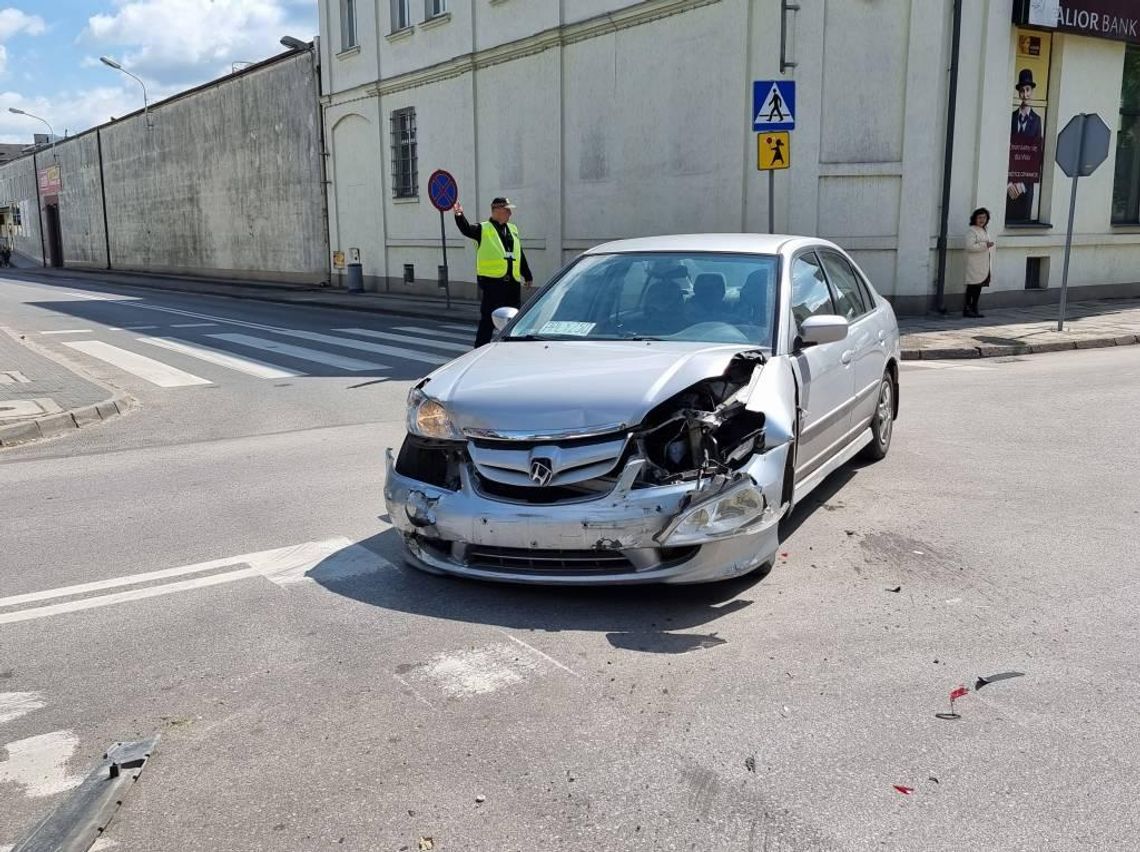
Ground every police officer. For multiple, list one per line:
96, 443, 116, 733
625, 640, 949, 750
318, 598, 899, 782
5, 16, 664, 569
452, 197, 533, 347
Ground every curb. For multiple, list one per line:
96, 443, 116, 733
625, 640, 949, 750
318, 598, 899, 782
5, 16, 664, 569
0, 396, 133, 449
901, 333, 1139, 360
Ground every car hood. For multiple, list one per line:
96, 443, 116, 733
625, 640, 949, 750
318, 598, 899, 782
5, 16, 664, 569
420, 340, 762, 436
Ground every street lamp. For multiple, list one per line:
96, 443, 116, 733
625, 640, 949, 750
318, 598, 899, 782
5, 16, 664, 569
100, 55, 152, 130
280, 36, 310, 50
8, 107, 57, 159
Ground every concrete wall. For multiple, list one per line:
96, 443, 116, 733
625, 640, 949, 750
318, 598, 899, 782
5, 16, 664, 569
0, 153, 43, 263
319, 0, 1140, 312
0, 50, 328, 282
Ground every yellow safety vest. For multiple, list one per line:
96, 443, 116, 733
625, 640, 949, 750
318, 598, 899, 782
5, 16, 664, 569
476, 221, 523, 282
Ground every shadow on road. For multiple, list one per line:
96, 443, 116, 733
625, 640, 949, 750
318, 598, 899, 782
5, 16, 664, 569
311, 527, 772, 646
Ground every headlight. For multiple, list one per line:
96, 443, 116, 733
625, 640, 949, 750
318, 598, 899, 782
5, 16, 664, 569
406, 388, 461, 440
658, 482, 768, 545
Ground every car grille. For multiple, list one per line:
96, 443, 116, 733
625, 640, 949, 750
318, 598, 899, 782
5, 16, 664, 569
467, 434, 629, 490
465, 545, 634, 574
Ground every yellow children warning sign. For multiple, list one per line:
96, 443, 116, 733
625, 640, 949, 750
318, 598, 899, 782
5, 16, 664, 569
758, 132, 790, 171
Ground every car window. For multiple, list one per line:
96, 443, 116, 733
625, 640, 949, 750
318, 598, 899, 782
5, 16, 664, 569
820, 251, 869, 320
506, 252, 780, 345
790, 253, 835, 329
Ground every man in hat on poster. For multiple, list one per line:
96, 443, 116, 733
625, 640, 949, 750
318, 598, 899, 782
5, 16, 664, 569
453, 197, 534, 347
1007, 68, 1043, 222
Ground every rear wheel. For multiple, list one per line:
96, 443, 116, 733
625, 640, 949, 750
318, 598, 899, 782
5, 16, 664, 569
861, 373, 894, 461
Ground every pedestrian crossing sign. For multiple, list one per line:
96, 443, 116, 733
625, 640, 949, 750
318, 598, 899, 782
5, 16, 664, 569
753, 80, 796, 131
758, 132, 790, 171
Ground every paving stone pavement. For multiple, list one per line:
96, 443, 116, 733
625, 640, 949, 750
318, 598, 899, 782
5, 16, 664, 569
0, 328, 126, 448
897, 298, 1140, 359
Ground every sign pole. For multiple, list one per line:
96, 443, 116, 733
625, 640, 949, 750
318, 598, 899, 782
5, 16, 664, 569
439, 208, 450, 310
768, 170, 775, 234
1058, 114, 1086, 333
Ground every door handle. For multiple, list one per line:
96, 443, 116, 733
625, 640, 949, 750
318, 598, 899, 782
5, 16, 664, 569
841, 350, 854, 365
878, 330, 886, 342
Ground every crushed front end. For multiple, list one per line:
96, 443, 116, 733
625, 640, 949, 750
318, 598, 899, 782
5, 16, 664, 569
384, 352, 795, 585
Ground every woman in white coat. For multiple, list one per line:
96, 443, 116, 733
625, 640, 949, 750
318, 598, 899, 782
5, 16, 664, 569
964, 207, 995, 318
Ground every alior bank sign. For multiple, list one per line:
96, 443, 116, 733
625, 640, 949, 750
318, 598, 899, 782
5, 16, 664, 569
1022, 0, 1140, 43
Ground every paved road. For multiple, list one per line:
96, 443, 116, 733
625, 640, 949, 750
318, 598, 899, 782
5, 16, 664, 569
1, 274, 1138, 851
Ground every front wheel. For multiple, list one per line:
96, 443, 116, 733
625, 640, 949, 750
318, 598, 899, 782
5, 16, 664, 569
861, 373, 894, 461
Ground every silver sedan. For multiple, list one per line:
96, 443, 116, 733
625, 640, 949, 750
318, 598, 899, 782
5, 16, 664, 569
384, 234, 900, 584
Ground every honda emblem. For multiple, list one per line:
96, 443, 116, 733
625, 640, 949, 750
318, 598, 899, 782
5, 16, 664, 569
529, 459, 554, 486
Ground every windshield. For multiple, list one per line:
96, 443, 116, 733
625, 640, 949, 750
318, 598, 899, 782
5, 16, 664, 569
506, 252, 779, 346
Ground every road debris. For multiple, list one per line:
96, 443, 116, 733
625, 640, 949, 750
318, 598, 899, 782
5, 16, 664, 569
975, 671, 1025, 690
936, 685, 969, 720
418, 838, 434, 851
886, 586, 902, 593
893, 785, 915, 795
475, 794, 486, 804
928, 776, 940, 784
744, 756, 756, 773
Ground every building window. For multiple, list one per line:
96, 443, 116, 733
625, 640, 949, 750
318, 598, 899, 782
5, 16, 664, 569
340, 0, 358, 49
391, 0, 411, 32
391, 108, 418, 198
425, 0, 446, 18
1112, 45, 1140, 224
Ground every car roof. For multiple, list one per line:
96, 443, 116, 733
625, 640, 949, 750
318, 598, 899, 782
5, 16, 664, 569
583, 233, 842, 257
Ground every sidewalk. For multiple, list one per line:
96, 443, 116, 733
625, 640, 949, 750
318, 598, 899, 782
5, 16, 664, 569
9, 264, 1140, 360
0, 328, 129, 448
897, 299, 1140, 359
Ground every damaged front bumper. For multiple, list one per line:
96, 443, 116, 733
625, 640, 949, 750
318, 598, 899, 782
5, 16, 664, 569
383, 443, 790, 585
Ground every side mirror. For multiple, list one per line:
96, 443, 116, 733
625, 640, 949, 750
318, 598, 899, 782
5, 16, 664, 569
491, 306, 518, 331
798, 315, 849, 347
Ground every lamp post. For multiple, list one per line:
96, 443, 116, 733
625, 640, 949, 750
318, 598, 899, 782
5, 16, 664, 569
8, 107, 57, 160
99, 56, 152, 130
280, 36, 310, 50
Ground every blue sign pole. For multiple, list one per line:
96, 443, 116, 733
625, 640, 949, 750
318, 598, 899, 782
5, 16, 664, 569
428, 169, 459, 309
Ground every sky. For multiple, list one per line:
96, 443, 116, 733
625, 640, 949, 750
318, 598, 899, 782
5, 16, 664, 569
0, 0, 318, 144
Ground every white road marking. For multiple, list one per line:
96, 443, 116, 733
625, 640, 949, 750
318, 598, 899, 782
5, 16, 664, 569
393, 326, 474, 342
391, 675, 437, 711
94, 302, 448, 365
0, 730, 82, 797
62, 341, 211, 388
500, 632, 583, 679
442, 323, 476, 332
263, 328, 450, 366
136, 337, 301, 380
121, 325, 158, 331
0, 692, 45, 725
207, 333, 387, 372
170, 323, 216, 328
0, 538, 378, 625
39, 329, 92, 335
91, 839, 119, 851
0, 371, 31, 384
332, 328, 469, 353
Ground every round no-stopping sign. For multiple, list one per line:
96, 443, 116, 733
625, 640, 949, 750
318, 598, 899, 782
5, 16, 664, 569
427, 169, 459, 211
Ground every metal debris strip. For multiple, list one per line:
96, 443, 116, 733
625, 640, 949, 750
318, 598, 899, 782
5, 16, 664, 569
12, 736, 159, 852
975, 671, 1025, 691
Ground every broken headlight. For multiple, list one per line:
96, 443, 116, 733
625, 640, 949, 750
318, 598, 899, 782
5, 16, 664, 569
407, 388, 462, 440
658, 482, 768, 545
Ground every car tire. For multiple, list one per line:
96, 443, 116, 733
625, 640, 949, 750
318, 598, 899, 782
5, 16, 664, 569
861, 372, 895, 461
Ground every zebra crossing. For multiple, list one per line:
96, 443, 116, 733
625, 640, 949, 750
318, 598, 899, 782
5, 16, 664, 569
45, 318, 477, 389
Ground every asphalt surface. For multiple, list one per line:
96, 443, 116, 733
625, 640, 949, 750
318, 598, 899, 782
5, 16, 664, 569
1, 273, 1138, 851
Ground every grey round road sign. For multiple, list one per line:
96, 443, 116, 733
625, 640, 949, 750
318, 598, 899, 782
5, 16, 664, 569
1055, 113, 1111, 179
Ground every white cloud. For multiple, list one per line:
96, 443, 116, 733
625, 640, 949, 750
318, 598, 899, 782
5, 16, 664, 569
0, 8, 46, 41
83, 0, 314, 87
0, 84, 178, 144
